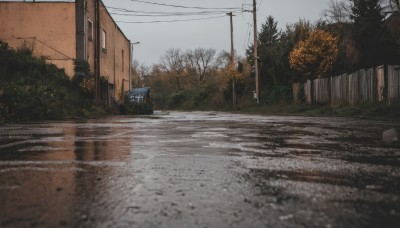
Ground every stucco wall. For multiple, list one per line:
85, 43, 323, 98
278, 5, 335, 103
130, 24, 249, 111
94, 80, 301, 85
0, 2, 76, 77
86, 0, 131, 103
100, 2, 131, 101
86, 0, 96, 77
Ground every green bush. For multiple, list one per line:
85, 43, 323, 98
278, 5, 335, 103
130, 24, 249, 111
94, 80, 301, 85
261, 86, 293, 104
0, 40, 95, 122
297, 84, 306, 103
193, 85, 216, 107
169, 90, 189, 108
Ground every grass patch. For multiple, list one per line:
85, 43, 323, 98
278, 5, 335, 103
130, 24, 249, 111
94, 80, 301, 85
237, 102, 400, 119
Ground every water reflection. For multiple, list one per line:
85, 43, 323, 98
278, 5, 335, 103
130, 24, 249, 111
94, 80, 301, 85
0, 118, 134, 227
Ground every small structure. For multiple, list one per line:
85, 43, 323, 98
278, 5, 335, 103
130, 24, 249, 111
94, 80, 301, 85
126, 87, 151, 104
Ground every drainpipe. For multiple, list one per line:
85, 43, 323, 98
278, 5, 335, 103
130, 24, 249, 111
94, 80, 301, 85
114, 28, 116, 101
129, 42, 132, 91
94, 0, 100, 102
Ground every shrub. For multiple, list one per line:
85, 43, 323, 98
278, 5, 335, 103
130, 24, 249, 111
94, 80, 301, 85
0, 41, 95, 122
261, 86, 293, 104
169, 90, 189, 108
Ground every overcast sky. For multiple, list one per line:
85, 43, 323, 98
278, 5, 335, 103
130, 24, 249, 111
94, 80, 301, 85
102, 0, 332, 66
5, 0, 331, 65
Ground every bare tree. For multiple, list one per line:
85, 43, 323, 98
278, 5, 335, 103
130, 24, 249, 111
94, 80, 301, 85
131, 60, 142, 88
323, 0, 351, 23
216, 50, 232, 69
386, 0, 399, 11
160, 49, 186, 90
140, 64, 151, 78
185, 48, 216, 83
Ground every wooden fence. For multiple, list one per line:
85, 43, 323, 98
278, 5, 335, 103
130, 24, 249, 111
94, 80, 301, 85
300, 65, 400, 106
388, 65, 400, 105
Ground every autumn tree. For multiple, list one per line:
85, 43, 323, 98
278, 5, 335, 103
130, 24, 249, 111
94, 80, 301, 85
289, 29, 339, 80
243, 18, 315, 104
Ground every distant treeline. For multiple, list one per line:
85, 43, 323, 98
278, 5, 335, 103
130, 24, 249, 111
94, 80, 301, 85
132, 0, 400, 110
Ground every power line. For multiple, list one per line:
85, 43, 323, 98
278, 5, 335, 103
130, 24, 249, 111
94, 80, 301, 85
107, 6, 241, 15
111, 12, 226, 17
257, 0, 263, 15
130, 0, 241, 10
240, 6, 253, 50
115, 15, 227, 24
110, 10, 241, 17
245, 14, 253, 50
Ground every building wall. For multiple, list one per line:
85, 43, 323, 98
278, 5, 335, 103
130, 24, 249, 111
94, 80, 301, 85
100, 2, 131, 102
0, 2, 76, 76
86, 0, 96, 77
0, 0, 131, 104
85, 0, 131, 103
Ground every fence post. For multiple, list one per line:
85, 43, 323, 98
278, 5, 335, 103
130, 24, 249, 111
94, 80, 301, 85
376, 65, 385, 102
306, 80, 313, 105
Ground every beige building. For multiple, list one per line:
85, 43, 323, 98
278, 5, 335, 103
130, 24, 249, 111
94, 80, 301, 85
0, 0, 132, 104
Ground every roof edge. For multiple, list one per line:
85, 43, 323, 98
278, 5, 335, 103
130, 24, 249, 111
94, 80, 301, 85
99, 0, 131, 43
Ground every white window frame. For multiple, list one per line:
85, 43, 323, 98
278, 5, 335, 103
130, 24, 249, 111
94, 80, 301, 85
102, 30, 106, 50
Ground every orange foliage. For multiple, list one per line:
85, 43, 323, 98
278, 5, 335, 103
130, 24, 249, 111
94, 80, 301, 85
289, 29, 339, 80
226, 64, 242, 82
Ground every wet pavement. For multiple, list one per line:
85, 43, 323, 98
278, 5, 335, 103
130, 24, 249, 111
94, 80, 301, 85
0, 111, 400, 228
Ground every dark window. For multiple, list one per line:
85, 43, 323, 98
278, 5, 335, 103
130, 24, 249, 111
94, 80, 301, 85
87, 19, 93, 41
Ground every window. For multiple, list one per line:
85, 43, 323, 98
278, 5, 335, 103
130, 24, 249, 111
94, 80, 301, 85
102, 30, 106, 50
87, 19, 93, 41
122, 50, 124, 72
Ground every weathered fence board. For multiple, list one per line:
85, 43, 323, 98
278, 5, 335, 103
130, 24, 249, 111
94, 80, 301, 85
388, 65, 400, 105
292, 83, 300, 102
301, 65, 400, 106
305, 80, 312, 105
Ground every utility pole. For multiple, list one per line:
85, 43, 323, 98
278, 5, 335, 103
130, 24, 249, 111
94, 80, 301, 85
227, 12, 236, 111
253, 0, 260, 104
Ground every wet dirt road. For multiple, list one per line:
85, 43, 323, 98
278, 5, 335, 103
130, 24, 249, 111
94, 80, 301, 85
0, 111, 400, 228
